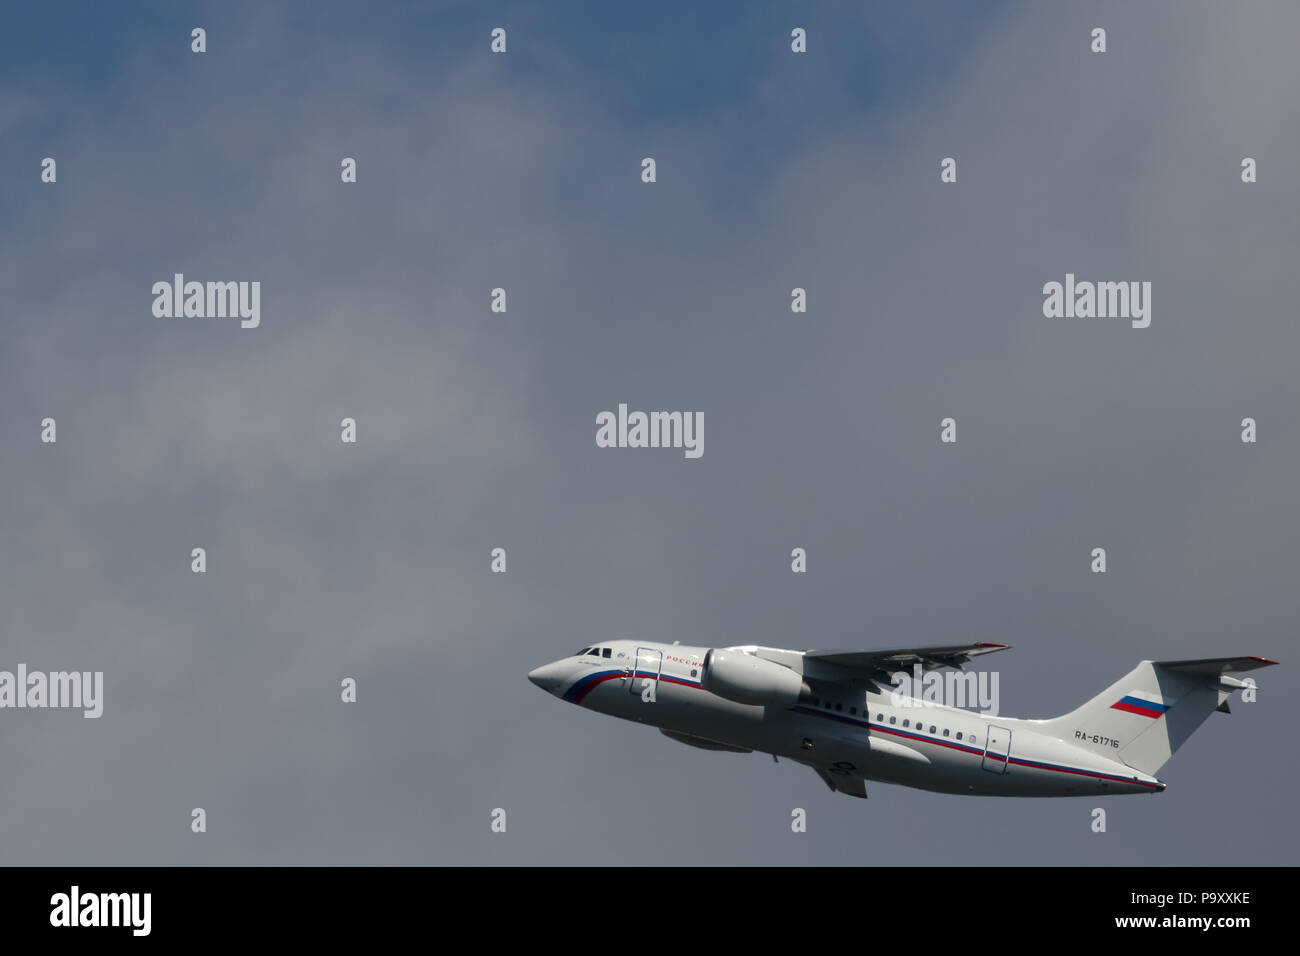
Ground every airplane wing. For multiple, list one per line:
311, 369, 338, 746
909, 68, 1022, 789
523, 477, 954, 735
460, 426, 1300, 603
803, 642, 1010, 680
812, 765, 868, 799
659, 728, 752, 753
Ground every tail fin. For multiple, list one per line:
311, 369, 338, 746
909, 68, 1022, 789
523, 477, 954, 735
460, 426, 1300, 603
1039, 656, 1277, 775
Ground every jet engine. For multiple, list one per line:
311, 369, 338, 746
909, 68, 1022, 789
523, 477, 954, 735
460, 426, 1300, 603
701, 648, 808, 708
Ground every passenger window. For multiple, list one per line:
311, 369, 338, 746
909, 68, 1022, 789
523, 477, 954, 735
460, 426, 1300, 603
889, 716, 896, 725
943, 729, 950, 737
811, 697, 819, 707
902, 720, 910, 728
929, 725, 936, 734
602, 648, 611, 658
956, 732, 962, 740
876, 713, 883, 721
835, 703, 842, 712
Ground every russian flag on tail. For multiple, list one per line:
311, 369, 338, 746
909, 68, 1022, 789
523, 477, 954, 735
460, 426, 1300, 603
1110, 694, 1171, 719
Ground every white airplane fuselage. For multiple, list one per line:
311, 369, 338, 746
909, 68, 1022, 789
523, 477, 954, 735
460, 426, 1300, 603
528, 640, 1167, 798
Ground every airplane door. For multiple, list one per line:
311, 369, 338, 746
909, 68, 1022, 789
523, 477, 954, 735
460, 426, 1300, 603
981, 724, 1011, 774
628, 647, 662, 697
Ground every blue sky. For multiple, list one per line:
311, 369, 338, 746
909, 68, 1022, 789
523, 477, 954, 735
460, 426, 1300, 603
3, 2, 1010, 157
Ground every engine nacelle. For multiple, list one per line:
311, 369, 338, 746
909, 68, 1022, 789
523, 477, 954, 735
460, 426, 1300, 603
701, 648, 807, 708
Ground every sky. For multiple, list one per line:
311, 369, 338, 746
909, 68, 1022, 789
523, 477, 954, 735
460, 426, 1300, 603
0, 0, 1296, 865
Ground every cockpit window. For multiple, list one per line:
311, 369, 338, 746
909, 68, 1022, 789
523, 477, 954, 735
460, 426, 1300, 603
602, 648, 612, 658
576, 647, 592, 656
587, 648, 601, 656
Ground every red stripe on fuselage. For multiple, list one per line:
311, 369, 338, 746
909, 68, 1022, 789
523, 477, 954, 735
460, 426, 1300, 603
570, 671, 626, 704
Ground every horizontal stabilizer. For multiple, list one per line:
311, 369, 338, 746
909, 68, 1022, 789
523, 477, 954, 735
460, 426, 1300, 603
1152, 656, 1278, 678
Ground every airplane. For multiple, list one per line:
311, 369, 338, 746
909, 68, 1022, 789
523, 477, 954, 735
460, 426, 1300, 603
527, 641, 1276, 798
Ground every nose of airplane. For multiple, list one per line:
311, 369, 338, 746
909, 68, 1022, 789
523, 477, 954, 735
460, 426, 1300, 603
527, 661, 568, 696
